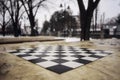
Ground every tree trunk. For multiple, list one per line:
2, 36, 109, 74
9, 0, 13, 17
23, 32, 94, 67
80, 11, 93, 41
28, 14, 37, 36
30, 19, 36, 36
13, 23, 19, 37
2, 13, 6, 36
77, 0, 100, 41
2, 25, 5, 36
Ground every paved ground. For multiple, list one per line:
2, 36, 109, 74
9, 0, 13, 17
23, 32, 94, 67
0, 36, 120, 80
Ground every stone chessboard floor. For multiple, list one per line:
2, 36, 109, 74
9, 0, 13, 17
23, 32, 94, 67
7, 45, 112, 74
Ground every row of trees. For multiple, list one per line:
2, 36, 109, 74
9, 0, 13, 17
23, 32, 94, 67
41, 0, 101, 40
41, 10, 78, 36
0, 0, 46, 37
0, 0, 101, 41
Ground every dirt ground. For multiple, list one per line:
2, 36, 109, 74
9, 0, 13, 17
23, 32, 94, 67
0, 36, 120, 80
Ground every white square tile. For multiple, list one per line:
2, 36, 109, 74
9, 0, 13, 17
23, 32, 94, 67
34, 49, 45, 52
78, 53, 91, 56
42, 56, 58, 60
37, 61, 58, 68
62, 57, 78, 61
95, 53, 108, 56
90, 50, 98, 53
47, 53, 58, 56
87, 48, 94, 51
63, 46, 69, 50
19, 47, 32, 50
80, 51, 88, 53
104, 51, 112, 53
62, 61, 83, 68
20, 50, 30, 52
14, 52, 26, 55
81, 57, 98, 61
62, 53, 75, 56
22, 56, 39, 60
29, 52, 43, 56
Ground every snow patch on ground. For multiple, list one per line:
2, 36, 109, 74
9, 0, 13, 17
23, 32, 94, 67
55, 37, 80, 42
0, 35, 14, 38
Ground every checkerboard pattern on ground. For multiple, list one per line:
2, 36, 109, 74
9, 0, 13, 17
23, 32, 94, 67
7, 45, 112, 74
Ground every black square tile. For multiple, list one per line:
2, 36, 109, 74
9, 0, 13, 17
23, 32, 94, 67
17, 54, 30, 57
30, 49, 36, 52
74, 59, 92, 64
35, 55, 49, 58
55, 52, 66, 55
26, 51, 34, 53
29, 58, 47, 63
52, 59, 68, 63
80, 48, 88, 50
71, 55, 85, 58
75, 52, 82, 54
102, 52, 112, 54
86, 52, 96, 54
68, 49, 79, 51
95, 50, 104, 52
10, 51, 19, 53
53, 55, 67, 57
40, 52, 51, 54
70, 52, 82, 54
89, 55, 103, 58
47, 65, 73, 74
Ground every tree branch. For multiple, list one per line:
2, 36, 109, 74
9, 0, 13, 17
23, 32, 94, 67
5, 18, 11, 26
33, 0, 45, 9
0, 0, 13, 19
34, 0, 48, 17
77, 0, 86, 13
87, 0, 94, 10
18, 10, 26, 20
93, 0, 100, 9
9, 0, 14, 18
20, 0, 29, 16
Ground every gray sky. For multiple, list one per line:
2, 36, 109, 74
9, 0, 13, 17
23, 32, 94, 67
99, 0, 120, 18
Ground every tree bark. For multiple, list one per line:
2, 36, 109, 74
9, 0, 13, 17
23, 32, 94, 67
13, 23, 19, 37
28, 14, 36, 36
2, 25, 5, 36
2, 14, 6, 36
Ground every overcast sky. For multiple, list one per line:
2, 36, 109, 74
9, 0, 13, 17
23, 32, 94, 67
99, 0, 120, 18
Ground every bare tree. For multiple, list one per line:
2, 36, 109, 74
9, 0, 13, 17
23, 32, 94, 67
0, 0, 23, 37
77, 0, 100, 41
0, 0, 11, 36
20, 0, 46, 36
94, 6, 98, 32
